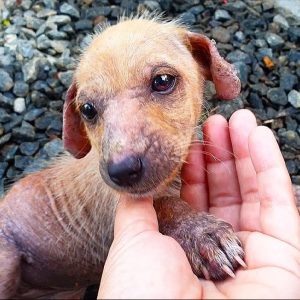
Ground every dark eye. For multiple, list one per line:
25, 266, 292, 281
152, 74, 176, 94
79, 103, 97, 121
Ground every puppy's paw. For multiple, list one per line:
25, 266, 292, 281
169, 214, 245, 280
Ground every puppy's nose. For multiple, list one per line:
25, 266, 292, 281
107, 156, 143, 187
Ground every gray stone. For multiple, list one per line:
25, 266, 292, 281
262, 0, 274, 11
234, 31, 245, 42
280, 73, 298, 91
248, 92, 264, 109
15, 155, 34, 170
31, 91, 48, 108
0, 144, 18, 161
22, 58, 40, 83
35, 114, 54, 130
251, 83, 268, 96
0, 94, 14, 109
36, 8, 57, 18
13, 81, 29, 97
288, 27, 300, 42
59, 3, 80, 18
0, 108, 12, 123
0, 162, 8, 179
212, 27, 231, 43
273, 15, 289, 30
43, 138, 64, 157
25, 16, 44, 30
179, 12, 196, 25
50, 40, 70, 53
0, 133, 11, 147
265, 32, 284, 49
85, 7, 111, 19
288, 90, 300, 108
224, 1, 246, 11
17, 40, 34, 59
233, 62, 249, 84
37, 34, 51, 50
0, 69, 13, 92
278, 129, 300, 150
47, 15, 71, 25
214, 9, 231, 21
267, 88, 288, 105
58, 71, 73, 87
47, 30, 68, 39
14, 98, 26, 114
75, 20, 93, 30
226, 50, 252, 64
254, 39, 267, 48
143, 1, 161, 11
12, 125, 35, 141
20, 142, 39, 156
24, 108, 46, 122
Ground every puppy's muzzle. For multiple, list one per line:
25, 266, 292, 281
107, 155, 144, 187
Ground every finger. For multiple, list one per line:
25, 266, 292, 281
203, 114, 241, 231
249, 126, 300, 249
181, 142, 209, 212
229, 109, 261, 232
114, 195, 158, 239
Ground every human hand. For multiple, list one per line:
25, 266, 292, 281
98, 109, 300, 299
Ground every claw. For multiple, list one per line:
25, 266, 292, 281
202, 266, 210, 280
235, 255, 247, 268
222, 265, 235, 278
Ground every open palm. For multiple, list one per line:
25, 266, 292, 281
99, 109, 300, 299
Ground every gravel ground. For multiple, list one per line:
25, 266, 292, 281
0, 0, 299, 199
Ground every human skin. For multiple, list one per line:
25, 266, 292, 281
98, 109, 300, 299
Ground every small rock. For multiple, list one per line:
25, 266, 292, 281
179, 12, 196, 25
75, 20, 93, 30
50, 40, 70, 53
0, 144, 18, 161
273, 15, 289, 30
265, 32, 284, 49
35, 114, 55, 130
24, 108, 46, 122
226, 50, 252, 64
36, 8, 57, 18
212, 27, 231, 43
288, 90, 300, 108
254, 39, 267, 48
280, 73, 298, 91
0, 69, 13, 92
3, 115, 23, 133
47, 30, 68, 39
59, 3, 80, 18
17, 40, 34, 59
248, 92, 264, 109
234, 31, 245, 42
267, 88, 287, 106
43, 138, 64, 157
13, 81, 29, 97
37, 34, 51, 50
233, 62, 249, 85
143, 0, 161, 11
0, 162, 8, 179
20, 142, 39, 156
58, 71, 73, 87
251, 83, 268, 96
214, 9, 231, 21
14, 98, 26, 114
0, 93, 14, 109
288, 27, 300, 42
0, 108, 12, 123
278, 129, 300, 150
262, 0, 273, 11
25, 16, 44, 30
286, 160, 297, 174
12, 125, 35, 142
0, 133, 11, 147
31, 91, 48, 108
47, 15, 71, 25
22, 58, 40, 83
14, 155, 34, 170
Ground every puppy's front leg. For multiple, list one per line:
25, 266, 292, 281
154, 197, 244, 280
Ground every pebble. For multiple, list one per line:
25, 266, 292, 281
214, 9, 231, 22
43, 138, 64, 157
179, 12, 196, 25
280, 73, 298, 91
13, 81, 29, 97
0, 144, 18, 161
288, 90, 300, 109
0, 69, 13, 92
267, 88, 288, 106
212, 27, 231, 43
47, 15, 71, 25
14, 155, 34, 170
265, 32, 284, 49
273, 15, 289, 30
20, 142, 39, 156
0, 108, 12, 123
14, 98, 26, 114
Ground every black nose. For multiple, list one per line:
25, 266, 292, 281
107, 156, 143, 187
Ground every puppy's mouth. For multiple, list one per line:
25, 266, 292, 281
99, 149, 179, 196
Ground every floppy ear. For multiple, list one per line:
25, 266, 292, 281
187, 32, 241, 100
63, 83, 91, 158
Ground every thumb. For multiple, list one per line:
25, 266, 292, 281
114, 194, 159, 239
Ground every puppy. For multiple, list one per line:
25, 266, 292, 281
0, 16, 243, 298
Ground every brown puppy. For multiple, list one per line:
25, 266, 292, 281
0, 16, 243, 298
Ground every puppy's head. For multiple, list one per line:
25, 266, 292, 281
63, 17, 240, 196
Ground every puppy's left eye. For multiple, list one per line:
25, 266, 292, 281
80, 103, 97, 121
152, 74, 176, 94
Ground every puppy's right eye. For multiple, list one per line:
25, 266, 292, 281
80, 103, 97, 121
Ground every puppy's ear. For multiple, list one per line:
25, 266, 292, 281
187, 32, 241, 100
63, 83, 91, 158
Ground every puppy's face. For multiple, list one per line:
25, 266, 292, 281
63, 18, 240, 196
